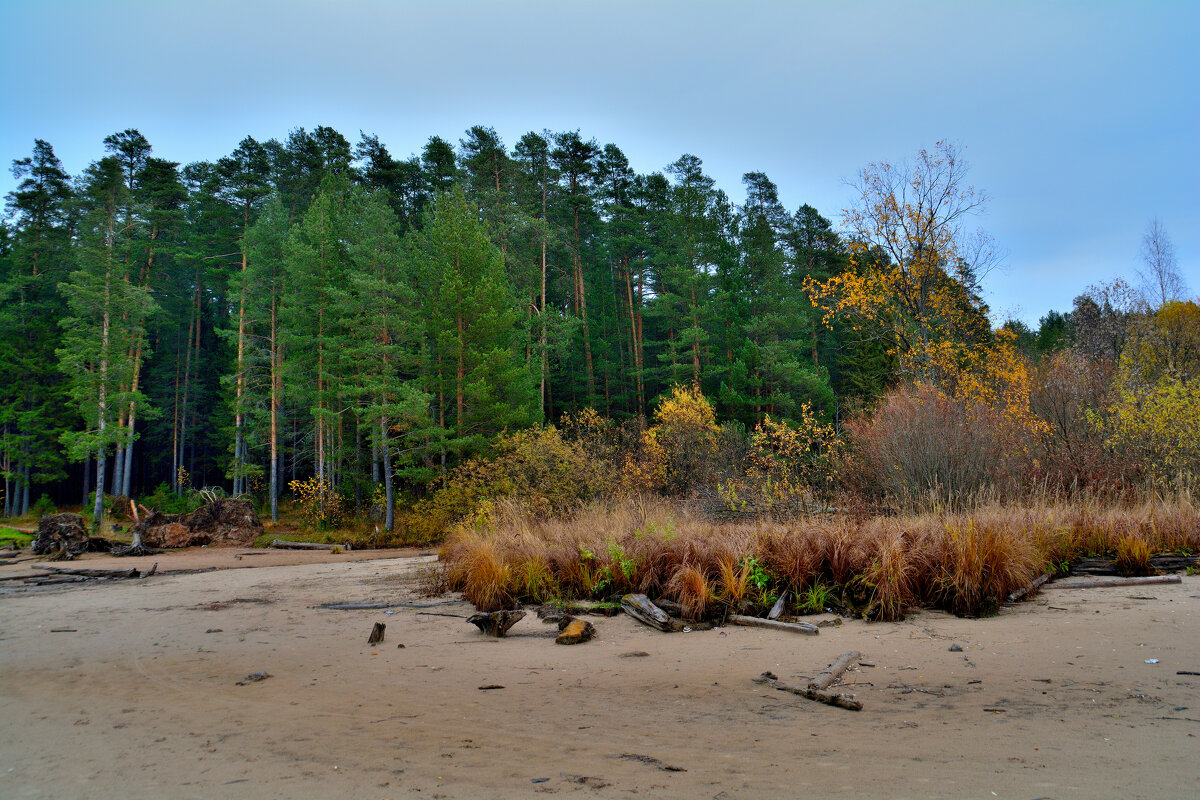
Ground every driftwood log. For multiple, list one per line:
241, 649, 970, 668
316, 600, 462, 610
753, 671, 863, 711
652, 599, 684, 617
467, 609, 526, 637
30, 565, 143, 579
809, 651, 862, 691
1046, 575, 1182, 590
367, 622, 386, 644
621, 594, 673, 632
730, 614, 819, 636
1070, 554, 1197, 576
1007, 573, 1051, 602
271, 539, 351, 551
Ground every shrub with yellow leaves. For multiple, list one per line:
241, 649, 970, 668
288, 476, 345, 529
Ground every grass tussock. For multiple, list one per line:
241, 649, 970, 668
439, 494, 1200, 619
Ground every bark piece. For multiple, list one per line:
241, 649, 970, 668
730, 614, 819, 636
753, 671, 862, 711
768, 591, 788, 620
368, 622, 386, 645
466, 609, 526, 637
1046, 575, 1182, 590
556, 617, 596, 645
621, 594, 672, 632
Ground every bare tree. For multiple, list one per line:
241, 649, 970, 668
1137, 219, 1186, 308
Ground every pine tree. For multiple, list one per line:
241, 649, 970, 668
340, 190, 437, 530
1, 140, 73, 515
58, 156, 155, 529
417, 190, 536, 462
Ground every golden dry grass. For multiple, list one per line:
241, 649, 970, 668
439, 495, 1200, 618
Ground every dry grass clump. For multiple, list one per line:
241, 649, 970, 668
438, 495, 1200, 618
667, 563, 713, 619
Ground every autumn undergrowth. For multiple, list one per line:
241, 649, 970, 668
439, 495, 1200, 618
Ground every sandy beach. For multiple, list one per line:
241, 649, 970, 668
1, 549, 1196, 799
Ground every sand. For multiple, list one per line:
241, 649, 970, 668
1, 549, 1197, 799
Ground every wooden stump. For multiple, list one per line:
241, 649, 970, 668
467, 609, 526, 637
367, 622, 386, 645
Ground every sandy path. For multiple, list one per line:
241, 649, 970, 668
0, 552, 1197, 799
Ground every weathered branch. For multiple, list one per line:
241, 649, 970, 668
730, 614, 819, 636
753, 671, 862, 711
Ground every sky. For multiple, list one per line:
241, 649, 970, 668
1, 0, 1196, 325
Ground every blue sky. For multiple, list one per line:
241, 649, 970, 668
2, 0, 1196, 325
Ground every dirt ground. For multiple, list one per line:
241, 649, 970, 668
0, 548, 1196, 799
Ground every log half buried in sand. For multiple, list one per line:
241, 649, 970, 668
1045, 575, 1182, 590
556, 617, 596, 645
729, 614, 819, 636
621, 594, 673, 632
270, 539, 352, 551
466, 609, 526, 637
753, 671, 862, 711
368, 622, 386, 645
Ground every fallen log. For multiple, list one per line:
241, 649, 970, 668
316, 600, 464, 610
621, 594, 673, 632
1007, 573, 1052, 602
753, 671, 862, 711
30, 565, 141, 579
730, 614, 819, 636
0, 551, 22, 559
1069, 553, 1198, 576
808, 650, 862, 691
271, 539, 351, 551
1046, 575, 1182, 590
0, 573, 41, 582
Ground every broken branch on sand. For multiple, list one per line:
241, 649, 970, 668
754, 671, 863, 711
730, 614, 819, 636
1046, 575, 1182, 590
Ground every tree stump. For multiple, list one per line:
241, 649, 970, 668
467, 609, 526, 637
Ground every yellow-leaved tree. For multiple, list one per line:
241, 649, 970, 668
625, 384, 720, 494
1097, 300, 1200, 484
804, 141, 998, 380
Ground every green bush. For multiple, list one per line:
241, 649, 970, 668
31, 494, 56, 517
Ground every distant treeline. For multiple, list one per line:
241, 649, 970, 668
0, 128, 1188, 528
